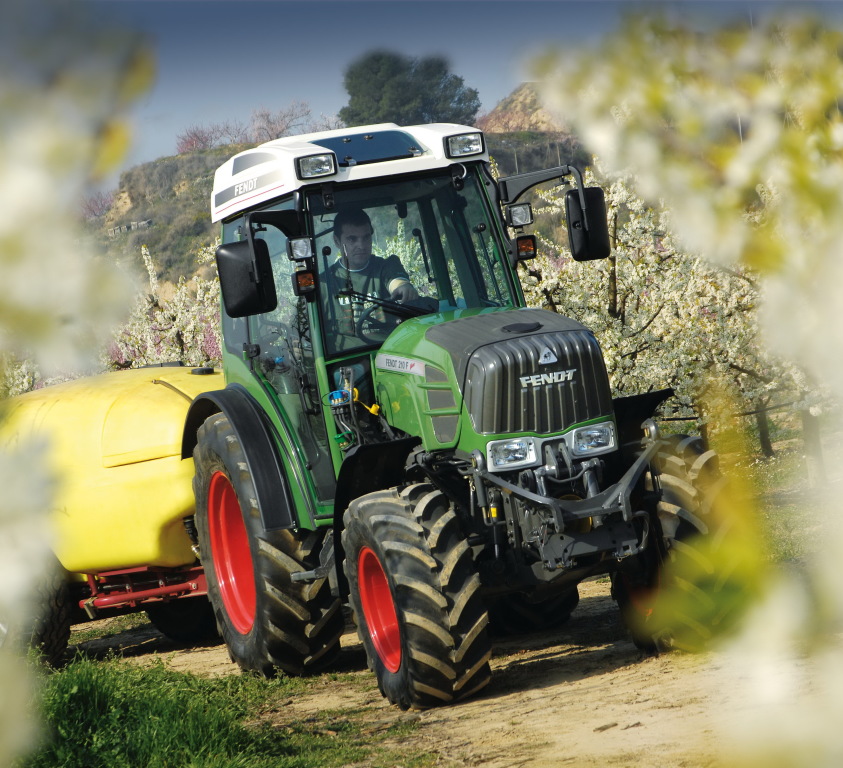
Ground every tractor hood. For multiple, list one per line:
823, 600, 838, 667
372, 308, 614, 452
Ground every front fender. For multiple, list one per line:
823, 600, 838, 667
331, 436, 420, 596
613, 388, 675, 448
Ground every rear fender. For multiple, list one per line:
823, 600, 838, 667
182, 384, 295, 532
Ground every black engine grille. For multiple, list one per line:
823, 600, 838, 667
463, 329, 613, 435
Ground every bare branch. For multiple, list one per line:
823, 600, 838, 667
250, 101, 312, 143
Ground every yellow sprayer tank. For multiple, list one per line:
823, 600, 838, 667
0, 367, 222, 574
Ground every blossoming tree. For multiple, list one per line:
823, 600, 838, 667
520, 169, 814, 447
534, 12, 843, 764
106, 244, 222, 370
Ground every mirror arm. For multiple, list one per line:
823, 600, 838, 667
498, 165, 576, 205
499, 165, 595, 233
567, 166, 592, 231
243, 214, 267, 287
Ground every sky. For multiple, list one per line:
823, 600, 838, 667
87, 0, 839, 186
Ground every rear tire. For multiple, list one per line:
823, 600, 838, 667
193, 413, 343, 676
0, 557, 72, 667
31, 561, 72, 667
342, 484, 491, 710
145, 597, 219, 644
613, 434, 729, 652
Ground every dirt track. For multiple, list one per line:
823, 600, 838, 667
72, 579, 725, 768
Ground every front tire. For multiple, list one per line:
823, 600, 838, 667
343, 484, 491, 710
193, 413, 343, 676
613, 434, 730, 652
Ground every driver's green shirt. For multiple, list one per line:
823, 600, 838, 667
320, 254, 410, 353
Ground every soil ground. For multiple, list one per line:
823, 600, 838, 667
71, 578, 725, 768
71, 434, 843, 768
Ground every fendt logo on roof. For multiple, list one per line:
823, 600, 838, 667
234, 178, 258, 196
214, 170, 287, 212
520, 369, 577, 388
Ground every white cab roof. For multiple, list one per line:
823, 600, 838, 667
211, 123, 487, 222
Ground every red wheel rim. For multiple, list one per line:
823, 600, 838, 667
358, 546, 401, 673
208, 471, 256, 634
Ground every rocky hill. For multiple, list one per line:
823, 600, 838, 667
479, 83, 588, 175
86, 146, 239, 283
478, 82, 568, 133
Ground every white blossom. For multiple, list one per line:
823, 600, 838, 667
106, 244, 221, 370
0, 0, 149, 762
535, 12, 843, 765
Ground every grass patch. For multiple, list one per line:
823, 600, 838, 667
69, 613, 151, 647
738, 447, 819, 564
658, 418, 820, 566
18, 657, 432, 768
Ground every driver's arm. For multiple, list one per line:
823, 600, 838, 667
388, 277, 419, 302
381, 253, 419, 302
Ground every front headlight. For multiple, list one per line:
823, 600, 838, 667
486, 437, 538, 471
571, 422, 615, 456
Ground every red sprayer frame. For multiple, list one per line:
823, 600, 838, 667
80, 566, 207, 618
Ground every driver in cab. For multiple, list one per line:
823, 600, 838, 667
321, 207, 418, 348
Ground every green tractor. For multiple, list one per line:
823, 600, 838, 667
183, 123, 722, 709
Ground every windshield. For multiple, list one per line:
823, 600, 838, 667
307, 167, 515, 356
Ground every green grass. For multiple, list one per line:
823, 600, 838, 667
656, 414, 821, 565
18, 657, 433, 768
68, 613, 150, 646
738, 446, 818, 564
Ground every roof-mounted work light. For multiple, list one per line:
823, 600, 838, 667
296, 153, 337, 180
445, 132, 484, 158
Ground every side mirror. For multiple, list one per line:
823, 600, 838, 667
216, 239, 277, 318
565, 187, 611, 261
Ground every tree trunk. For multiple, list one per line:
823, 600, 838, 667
607, 212, 619, 318
755, 409, 775, 458
607, 252, 619, 318
800, 409, 826, 486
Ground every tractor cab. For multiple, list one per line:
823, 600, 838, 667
210, 123, 609, 508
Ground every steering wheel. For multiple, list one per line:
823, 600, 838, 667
353, 296, 440, 345
355, 304, 400, 344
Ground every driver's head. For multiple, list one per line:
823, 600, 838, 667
333, 208, 374, 271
